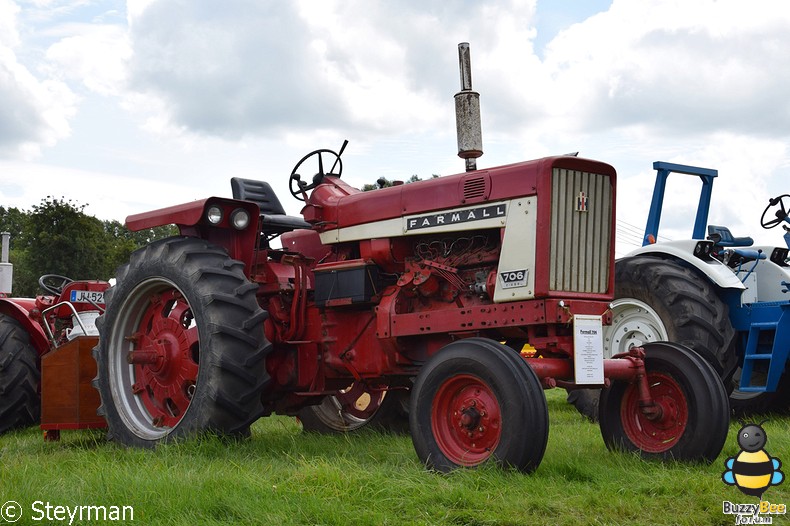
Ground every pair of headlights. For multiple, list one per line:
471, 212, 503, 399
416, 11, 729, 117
206, 205, 251, 230
693, 240, 713, 259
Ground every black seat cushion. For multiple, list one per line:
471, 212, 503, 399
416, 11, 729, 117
231, 177, 310, 232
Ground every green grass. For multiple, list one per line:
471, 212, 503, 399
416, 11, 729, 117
1, 391, 788, 525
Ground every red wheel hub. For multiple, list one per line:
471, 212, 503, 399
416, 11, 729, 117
620, 372, 688, 453
432, 374, 501, 466
128, 290, 198, 428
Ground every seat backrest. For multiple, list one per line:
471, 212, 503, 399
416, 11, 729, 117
707, 225, 754, 247
231, 178, 286, 216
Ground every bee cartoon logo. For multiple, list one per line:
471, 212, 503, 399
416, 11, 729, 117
723, 421, 784, 498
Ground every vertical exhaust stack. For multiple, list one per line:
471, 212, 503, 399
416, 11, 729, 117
0, 232, 12, 296
455, 42, 483, 172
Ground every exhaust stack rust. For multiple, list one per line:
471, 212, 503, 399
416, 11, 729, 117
455, 42, 483, 172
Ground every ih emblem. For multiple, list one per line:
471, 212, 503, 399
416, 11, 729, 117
576, 191, 588, 212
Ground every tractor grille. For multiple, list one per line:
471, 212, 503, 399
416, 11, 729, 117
549, 168, 612, 294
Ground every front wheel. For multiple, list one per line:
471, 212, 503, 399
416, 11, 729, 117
94, 237, 271, 447
569, 256, 737, 421
410, 338, 548, 473
599, 342, 729, 463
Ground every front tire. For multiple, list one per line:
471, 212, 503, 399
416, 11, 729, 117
0, 314, 39, 434
410, 338, 548, 473
599, 342, 729, 463
94, 237, 270, 447
569, 256, 737, 421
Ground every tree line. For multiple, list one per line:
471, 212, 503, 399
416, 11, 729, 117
0, 198, 175, 297
362, 174, 439, 191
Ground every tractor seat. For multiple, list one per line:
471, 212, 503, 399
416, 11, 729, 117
231, 178, 310, 234
707, 225, 754, 248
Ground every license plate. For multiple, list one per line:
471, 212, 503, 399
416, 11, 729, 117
70, 290, 105, 305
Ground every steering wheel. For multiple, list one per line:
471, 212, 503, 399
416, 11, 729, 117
289, 140, 348, 201
760, 194, 790, 229
39, 274, 74, 296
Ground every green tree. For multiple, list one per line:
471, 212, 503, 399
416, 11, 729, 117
20, 198, 109, 295
0, 199, 177, 296
0, 206, 29, 239
361, 174, 440, 191
0, 206, 32, 294
102, 220, 177, 273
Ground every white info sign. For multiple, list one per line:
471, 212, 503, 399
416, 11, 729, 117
573, 314, 605, 385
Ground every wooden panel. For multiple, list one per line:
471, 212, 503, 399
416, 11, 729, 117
40, 336, 106, 429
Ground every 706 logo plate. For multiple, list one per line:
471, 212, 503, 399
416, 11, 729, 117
499, 269, 528, 289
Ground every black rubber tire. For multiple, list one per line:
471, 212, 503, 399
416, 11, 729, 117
0, 314, 40, 434
615, 256, 737, 377
410, 338, 548, 473
569, 256, 738, 421
94, 237, 270, 447
730, 370, 790, 416
566, 389, 600, 422
298, 387, 410, 434
599, 342, 730, 463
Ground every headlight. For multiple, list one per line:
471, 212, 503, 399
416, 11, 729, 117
206, 205, 223, 224
230, 208, 251, 230
693, 240, 713, 259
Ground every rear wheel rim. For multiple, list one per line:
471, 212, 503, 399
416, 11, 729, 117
335, 382, 384, 421
605, 299, 668, 357
108, 278, 199, 439
310, 384, 386, 431
432, 374, 501, 466
619, 372, 688, 453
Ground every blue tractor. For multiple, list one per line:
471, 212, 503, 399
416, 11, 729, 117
570, 162, 790, 417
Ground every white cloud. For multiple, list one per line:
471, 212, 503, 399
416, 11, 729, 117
533, 0, 790, 138
122, 0, 540, 139
0, 159, 210, 220
45, 24, 131, 96
0, 0, 20, 48
2, 0, 789, 256
0, 0, 77, 158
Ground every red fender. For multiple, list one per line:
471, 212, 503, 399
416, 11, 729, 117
0, 298, 49, 357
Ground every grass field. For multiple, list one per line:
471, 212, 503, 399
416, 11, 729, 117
1, 390, 788, 526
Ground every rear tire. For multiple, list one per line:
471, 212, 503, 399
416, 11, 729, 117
298, 385, 409, 434
94, 237, 270, 447
613, 256, 737, 377
410, 338, 548, 473
0, 314, 39, 434
599, 342, 729, 463
729, 368, 790, 416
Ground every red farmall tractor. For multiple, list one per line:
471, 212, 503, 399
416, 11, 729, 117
0, 269, 108, 440
91, 45, 730, 472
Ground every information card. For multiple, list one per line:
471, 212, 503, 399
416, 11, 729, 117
573, 314, 605, 385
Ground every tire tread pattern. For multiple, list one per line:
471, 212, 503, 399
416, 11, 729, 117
0, 314, 40, 434
93, 236, 270, 447
615, 256, 738, 378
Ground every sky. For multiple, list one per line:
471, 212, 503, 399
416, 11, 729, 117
1, 0, 790, 256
